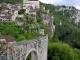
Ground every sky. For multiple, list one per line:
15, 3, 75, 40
39, 0, 80, 10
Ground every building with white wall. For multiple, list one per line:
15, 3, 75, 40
23, 0, 39, 14
23, 0, 39, 9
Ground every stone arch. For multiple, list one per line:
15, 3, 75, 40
25, 48, 38, 60
7, 35, 48, 60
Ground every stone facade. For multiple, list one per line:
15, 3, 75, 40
23, 0, 39, 14
23, 0, 39, 9
0, 4, 20, 22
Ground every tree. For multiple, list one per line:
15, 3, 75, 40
24, 13, 28, 20
2, 27, 14, 35
48, 42, 78, 60
18, 9, 25, 14
71, 28, 80, 48
0, 0, 23, 4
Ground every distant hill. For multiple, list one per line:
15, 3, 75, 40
0, 0, 23, 4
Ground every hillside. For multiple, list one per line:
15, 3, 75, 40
40, 2, 80, 48
0, 0, 22, 3
40, 2, 80, 60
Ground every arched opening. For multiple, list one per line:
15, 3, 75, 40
26, 51, 38, 60
26, 53, 31, 60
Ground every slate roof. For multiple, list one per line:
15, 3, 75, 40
0, 35, 4, 39
1, 16, 11, 19
0, 35, 15, 43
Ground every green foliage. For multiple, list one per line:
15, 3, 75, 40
70, 28, 80, 47
40, 2, 55, 13
18, 9, 25, 14
17, 34, 26, 42
40, 2, 74, 41
0, 6, 2, 10
48, 42, 80, 60
40, 2, 80, 60
0, 22, 40, 41
26, 53, 31, 60
24, 13, 28, 20
36, 9, 42, 23
27, 18, 34, 24
0, 0, 23, 4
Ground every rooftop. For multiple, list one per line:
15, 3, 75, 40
0, 35, 15, 43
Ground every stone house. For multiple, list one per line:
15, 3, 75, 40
1, 6, 10, 13
28, 6, 36, 15
0, 16, 12, 22
0, 11, 12, 22
23, 0, 39, 9
11, 10, 18, 22
23, 0, 39, 14
0, 4, 20, 22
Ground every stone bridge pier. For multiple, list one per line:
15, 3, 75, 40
7, 35, 48, 60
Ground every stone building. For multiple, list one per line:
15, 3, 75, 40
0, 4, 20, 22
23, 0, 39, 14
23, 0, 39, 9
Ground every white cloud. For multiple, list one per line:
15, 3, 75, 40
75, 6, 80, 10
39, 0, 53, 4
39, 0, 80, 10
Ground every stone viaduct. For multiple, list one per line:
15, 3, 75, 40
6, 35, 48, 60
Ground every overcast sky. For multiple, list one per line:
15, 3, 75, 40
39, 0, 80, 10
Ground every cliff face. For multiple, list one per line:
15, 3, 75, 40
40, 6, 55, 37
41, 13, 55, 37
54, 5, 80, 26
